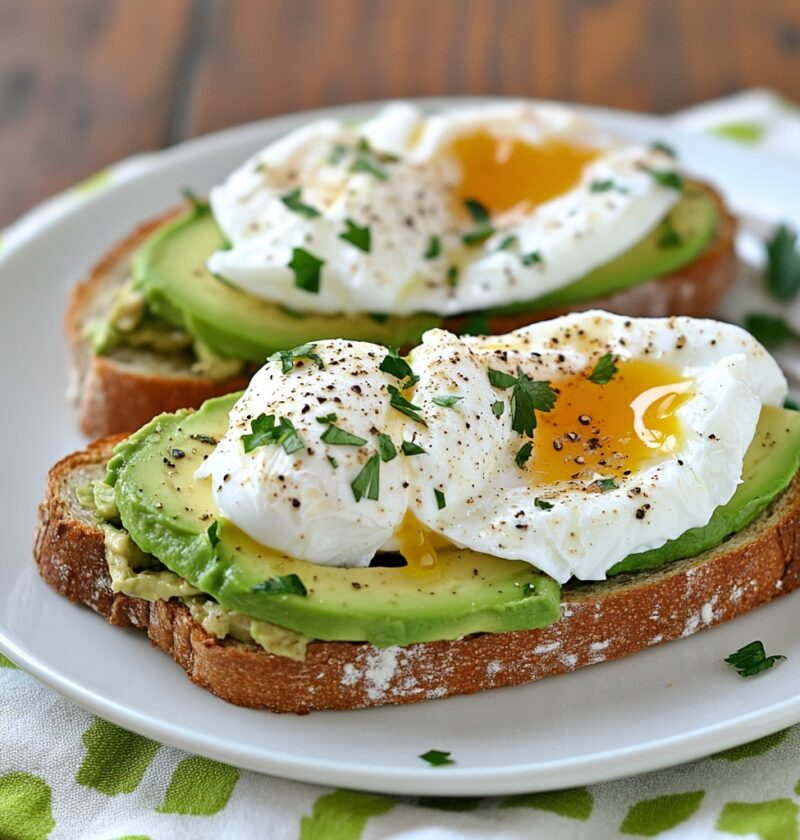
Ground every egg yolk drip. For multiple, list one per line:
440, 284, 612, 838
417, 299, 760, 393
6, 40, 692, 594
393, 511, 448, 576
529, 359, 693, 485
450, 131, 599, 215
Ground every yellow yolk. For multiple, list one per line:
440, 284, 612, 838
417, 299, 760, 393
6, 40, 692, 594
450, 131, 599, 215
529, 359, 692, 485
394, 512, 443, 576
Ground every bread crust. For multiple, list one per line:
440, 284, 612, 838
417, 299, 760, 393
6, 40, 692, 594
34, 437, 800, 714
68, 185, 737, 439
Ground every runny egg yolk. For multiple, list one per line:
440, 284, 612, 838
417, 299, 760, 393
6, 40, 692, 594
450, 131, 599, 216
393, 511, 444, 576
529, 359, 693, 485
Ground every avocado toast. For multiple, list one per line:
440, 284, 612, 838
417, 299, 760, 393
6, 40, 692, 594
42, 313, 800, 713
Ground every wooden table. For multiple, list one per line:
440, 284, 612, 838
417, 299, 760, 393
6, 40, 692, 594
2, 0, 799, 227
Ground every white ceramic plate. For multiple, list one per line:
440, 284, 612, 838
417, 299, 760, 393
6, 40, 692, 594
2, 99, 800, 797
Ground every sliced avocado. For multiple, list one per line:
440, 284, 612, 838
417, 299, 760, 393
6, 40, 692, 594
133, 204, 441, 362
609, 405, 800, 575
107, 394, 560, 647
483, 183, 720, 318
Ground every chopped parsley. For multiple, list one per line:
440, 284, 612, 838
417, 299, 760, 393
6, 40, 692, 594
588, 353, 618, 385
651, 140, 677, 157
492, 400, 505, 417
327, 455, 339, 469
320, 424, 368, 446
766, 224, 800, 302
388, 385, 427, 425
280, 188, 320, 218
590, 179, 615, 193
377, 433, 397, 462
521, 251, 543, 266
446, 265, 459, 287
515, 441, 533, 467
278, 342, 324, 374
316, 413, 338, 424
339, 218, 371, 252
425, 235, 442, 259
351, 454, 380, 502
487, 367, 558, 436
785, 397, 800, 412
658, 219, 683, 248
744, 313, 796, 348
401, 440, 426, 456
242, 414, 305, 455
379, 347, 416, 384
432, 395, 463, 408
724, 640, 786, 678
252, 574, 307, 596
647, 168, 684, 190
207, 521, 220, 546
420, 749, 454, 767
349, 139, 395, 180
328, 143, 348, 165
498, 234, 519, 251
595, 477, 618, 492
434, 489, 446, 510
534, 497, 554, 510
289, 247, 325, 294
462, 198, 495, 246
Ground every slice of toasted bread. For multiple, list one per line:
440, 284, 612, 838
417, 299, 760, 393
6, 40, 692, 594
67, 185, 737, 439
34, 436, 800, 714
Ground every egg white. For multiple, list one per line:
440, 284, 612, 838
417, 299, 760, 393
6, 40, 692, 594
207, 102, 680, 316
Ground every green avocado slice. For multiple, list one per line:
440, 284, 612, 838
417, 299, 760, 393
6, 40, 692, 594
133, 204, 441, 362
483, 183, 720, 318
107, 394, 560, 647
107, 396, 800, 647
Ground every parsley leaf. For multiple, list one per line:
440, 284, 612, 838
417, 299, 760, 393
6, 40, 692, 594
320, 424, 368, 446
207, 521, 220, 546
724, 640, 786, 678
242, 414, 305, 455
651, 140, 677, 157
588, 353, 618, 385
252, 574, 307, 596
289, 247, 325, 294
446, 265, 459, 287
462, 198, 495, 245
766, 225, 800, 302
647, 168, 684, 190
534, 497, 554, 510
378, 433, 397, 462
277, 342, 324, 374
425, 235, 442, 259
487, 368, 517, 389
744, 313, 796, 348
590, 179, 614, 193
521, 251, 542, 266
388, 385, 427, 425
420, 749, 455, 767
316, 413, 338, 424
351, 454, 380, 502
327, 455, 339, 469
785, 397, 800, 412
487, 368, 557, 436
515, 441, 533, 467
658, 219, 683, 248
350, 139, 394, 180
379, 347, 415, 382
401, 440, 426, 456
594, 477, 618, 492
339, 218, 371, 252
432, 395, 463, 408
434, 489, 446, 510
498, 234, 519, 251
492, 400, 505, 417
281, 188, 320, 218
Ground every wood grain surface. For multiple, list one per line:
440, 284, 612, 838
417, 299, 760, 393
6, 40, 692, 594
2, 0, 799, 227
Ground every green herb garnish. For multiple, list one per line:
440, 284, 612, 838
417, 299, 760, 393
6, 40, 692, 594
487, 367, 557, 436
327, 455, 339, 469
379, 347, 415, 383
207, 521, 220, 547
349, 139, 395, 180
420, 749, 455, 767
316, 413, 338, 424
434, 489, 446, 510
521, 251, 542, 266
432, 395, 463, 408
182, 188, 208, 212
595, 477, 618, 492
492, 400, 505, 417
515, 441, 533, 467
320, 424, 368, 446
534, 498, 553, 510
785, 397, 800, 412
388, 385, 427, 425
378, 433, 397, 462
446, 265, 459, 287
647, 169, 684, 190
351, 454, 380, 502
281, 188, 320, 218
339, 218, 371, 252
242, 414, 305, 455
588, 353, 618, 385
724, 640, 786, 678
425, 235, 442, 259
289, 247, 325, 294
744, 313, 796, 348
328, 143, 348, 165
278, 342, 324, 374
401, 440, 426, 456
590, 179, 614, 193
766, 225, 800, 302
658, 219, 683, 248
498, 234, 519, 251
651, 140, 677, 157
462, 198, 495, 245
252, 574, 307, 596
